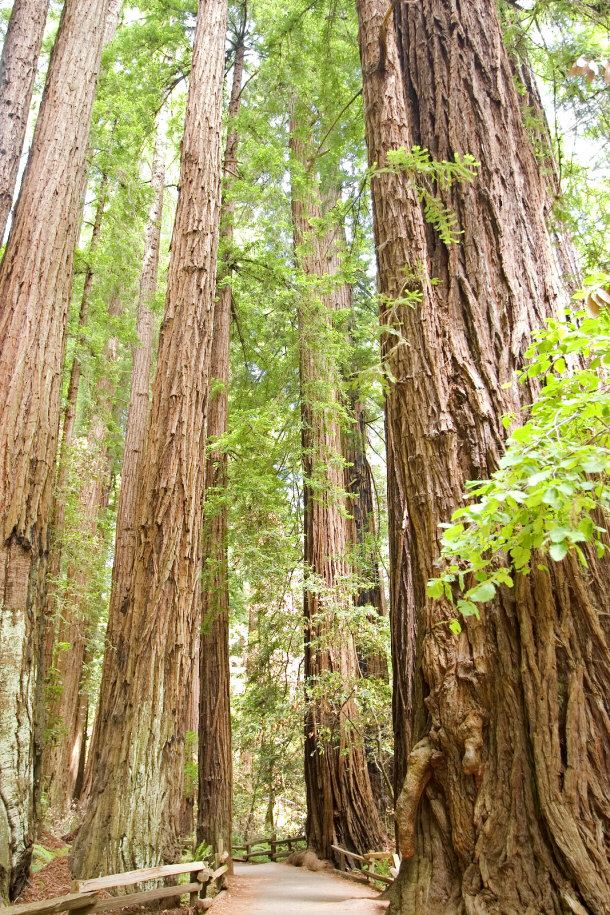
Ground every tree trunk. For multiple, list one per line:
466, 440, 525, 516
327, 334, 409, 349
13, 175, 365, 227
343, 391, 390, 811
196, 27, 245, 875
80, 123, 167, 806
42, 172, 109, 703
71, 0, 227, 878
0, 0, 109, 900
356, 0, 610, 911
343, 391, 388, 679
290, 121, 384, 861
100, 125, 165, 652
45, 295, 122, 820
0, 0, 50, 242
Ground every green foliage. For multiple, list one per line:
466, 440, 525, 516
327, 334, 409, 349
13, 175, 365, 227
499, 0, 610, 271
378, 147, 479, 245
195, 841, 213, 863
222, 0, 393, 836
31, 842, 68, 874
429, 278, 610, 616
184, 731, 198, 798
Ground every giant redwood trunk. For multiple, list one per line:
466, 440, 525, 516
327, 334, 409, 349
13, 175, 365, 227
0, 0, 50, 242
290, 122, 384, 861
0, 0, 109, 900
356, 0, 610, 911
100, 127, 165, 654
79, 125, 167, 808
196, 30, 245, 873
71, 0, 227, 878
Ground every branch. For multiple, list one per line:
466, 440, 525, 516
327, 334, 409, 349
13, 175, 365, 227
306, 89, 363, 171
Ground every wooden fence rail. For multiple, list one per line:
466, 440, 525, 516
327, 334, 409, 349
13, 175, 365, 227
331, 845, 397, 887
0, 860, 229, 915
231, 833, 306, 863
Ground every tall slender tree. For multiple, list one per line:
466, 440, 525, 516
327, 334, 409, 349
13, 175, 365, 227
356, 0, 610, 911
84, 125, 166, 773
196, 19, 246, 872
0, 0, 110, 900
0, 0, 50, 242
71, 0, 228, 878
290, 117, 384, 860
45, 294, 123, 819
42, 171, 110, 687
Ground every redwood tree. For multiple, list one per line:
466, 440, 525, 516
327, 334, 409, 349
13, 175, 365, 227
0, 0, 50, 242
196, 23, 246, 871
87, 125, 166, 738
290, 119, 384, 860
356, 0, 610, 911
71, 0, 228, 878
0, 0, 110, 899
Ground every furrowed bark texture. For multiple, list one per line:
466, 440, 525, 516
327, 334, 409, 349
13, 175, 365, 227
0, 0, 50, 242
290, 124, 384, 861
0, 0, 109, 900
356, 0, 610, 912
196, 33, 245, 875
71, 0, 227, 878
45, 296, 122, 820
85, 129, 166, 790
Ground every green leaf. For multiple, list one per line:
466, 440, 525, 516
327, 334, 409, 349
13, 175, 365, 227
581, 458, 605, 473
457, 599, 480, 618
468, 581, 496, 603
549, 542, 568, 561
427, 579, 446, 599
448, 620, 462, 635
549, 527, 571, 543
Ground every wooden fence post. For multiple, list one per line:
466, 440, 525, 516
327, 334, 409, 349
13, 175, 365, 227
270, 834, 277, 862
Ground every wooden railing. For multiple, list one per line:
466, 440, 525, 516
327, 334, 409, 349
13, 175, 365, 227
231, 833, 306, 863
0, 860, 228, 915
331, 845, 400, 887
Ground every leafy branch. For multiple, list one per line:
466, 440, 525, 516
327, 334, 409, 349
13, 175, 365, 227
428, 278, 610, 628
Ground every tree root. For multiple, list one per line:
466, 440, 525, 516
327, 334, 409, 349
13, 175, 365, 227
394, 737, 441, 858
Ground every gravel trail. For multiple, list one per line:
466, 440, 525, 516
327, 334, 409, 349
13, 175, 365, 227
212, 861, 390, 915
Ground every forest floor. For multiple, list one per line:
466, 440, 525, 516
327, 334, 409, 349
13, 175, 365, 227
16, 836, 388, 915
213, 862, 389, 914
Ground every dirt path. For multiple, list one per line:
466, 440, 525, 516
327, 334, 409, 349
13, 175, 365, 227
212, 862, 390, 915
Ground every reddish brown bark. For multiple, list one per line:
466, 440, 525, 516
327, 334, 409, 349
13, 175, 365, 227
356, 0, 610, 911
0, 0, 110, 900
81, 130, 167, 787
0, 0, 50, 242
71, 0, 228, 878
196, 28, 246, 874
290, 120, 384, 861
